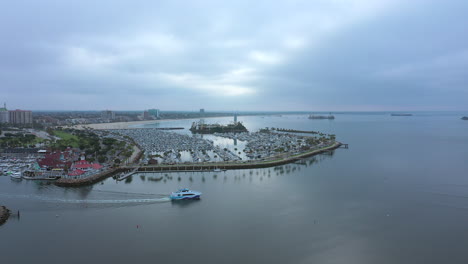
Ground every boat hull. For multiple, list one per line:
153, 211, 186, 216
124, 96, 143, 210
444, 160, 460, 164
170, 195, 201, 201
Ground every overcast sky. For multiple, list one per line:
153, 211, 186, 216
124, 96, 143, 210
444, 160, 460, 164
1, 0, 468, 111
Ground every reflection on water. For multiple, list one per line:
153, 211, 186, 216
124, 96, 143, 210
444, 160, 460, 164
170, 199, 201, 208
116, 153, 333, 185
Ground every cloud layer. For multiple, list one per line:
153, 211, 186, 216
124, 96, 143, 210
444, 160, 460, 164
1, 0, 468, 111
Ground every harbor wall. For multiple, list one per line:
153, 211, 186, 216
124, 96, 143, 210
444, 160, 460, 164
54, 168, 123, 187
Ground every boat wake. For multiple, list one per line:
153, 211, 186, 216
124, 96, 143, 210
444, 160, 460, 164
0, 193, 171, 205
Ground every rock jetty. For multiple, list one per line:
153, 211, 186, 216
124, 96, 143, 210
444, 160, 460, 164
55, 168, 121, 187
0, 206, 10, 226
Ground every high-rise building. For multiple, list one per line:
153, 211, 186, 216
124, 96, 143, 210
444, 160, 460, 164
9, 109, 32, 124
143, 110, 150, 120
0, 103, 8, 123
101, 110, 115, 120
148, 109, 160, 119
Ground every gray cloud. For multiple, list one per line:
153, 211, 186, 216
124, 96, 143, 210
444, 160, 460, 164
1, 0, 467, 111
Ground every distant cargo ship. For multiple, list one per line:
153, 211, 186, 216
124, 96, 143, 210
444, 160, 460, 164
308, 114, 335, 119
462, 116, 468, 120
391, 113, 412, 116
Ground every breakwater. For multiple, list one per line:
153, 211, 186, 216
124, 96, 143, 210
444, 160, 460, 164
273, 128, 320, 134
0, 206, 10, 226
54, 168, 122, 187
152, 127, 184, 130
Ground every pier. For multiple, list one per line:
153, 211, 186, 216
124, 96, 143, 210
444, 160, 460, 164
116, 167, 139, 181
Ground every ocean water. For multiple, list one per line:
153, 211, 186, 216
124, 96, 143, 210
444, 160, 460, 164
1, 112, 468, 264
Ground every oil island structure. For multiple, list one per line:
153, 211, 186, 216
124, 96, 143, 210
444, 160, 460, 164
190, 114, 248, 134
308, 113, 335, 119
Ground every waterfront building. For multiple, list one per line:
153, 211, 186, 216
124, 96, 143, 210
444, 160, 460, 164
101, 110, 115, 121
0, 103, 8, 123
9, 109, 32, 124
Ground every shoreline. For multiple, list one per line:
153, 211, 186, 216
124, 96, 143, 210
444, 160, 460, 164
0, 206, 10, 226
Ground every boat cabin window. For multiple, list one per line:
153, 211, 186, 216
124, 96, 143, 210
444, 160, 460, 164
183, 194, 193, 196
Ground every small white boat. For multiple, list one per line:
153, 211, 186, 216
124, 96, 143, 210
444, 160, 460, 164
213, 168, 222, 172
22, 175, 59, 180
170, 188, 202, 200
10, 172, 22, 180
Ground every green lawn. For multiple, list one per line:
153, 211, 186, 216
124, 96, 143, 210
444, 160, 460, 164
54, 130, 78, 141
53, 130, 79, 148
33, 137, 46, 144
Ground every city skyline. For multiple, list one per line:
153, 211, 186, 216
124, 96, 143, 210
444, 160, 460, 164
2, 0, 468, 111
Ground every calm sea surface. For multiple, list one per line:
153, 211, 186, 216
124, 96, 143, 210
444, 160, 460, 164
1, 112, 468, 264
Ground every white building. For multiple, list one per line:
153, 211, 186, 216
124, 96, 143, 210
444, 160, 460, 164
0, 103, 8, 123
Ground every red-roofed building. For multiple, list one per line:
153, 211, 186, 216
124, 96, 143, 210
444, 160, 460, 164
92, 163, 103, 170
71, 160, 104, 171
36, 149, 81, 170
37, 154, 72, 170
68, 169, 85, 176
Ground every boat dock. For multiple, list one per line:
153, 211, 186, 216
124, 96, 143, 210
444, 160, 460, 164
116, 167, 139, 181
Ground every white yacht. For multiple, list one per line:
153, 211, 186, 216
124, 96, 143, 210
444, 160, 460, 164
170, 188, 202, 200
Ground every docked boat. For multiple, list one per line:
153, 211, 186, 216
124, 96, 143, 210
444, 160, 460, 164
10, 172, 22, 180
213, 168, 222, 172
170, 188, 202, 200
22, 175, 60, 180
